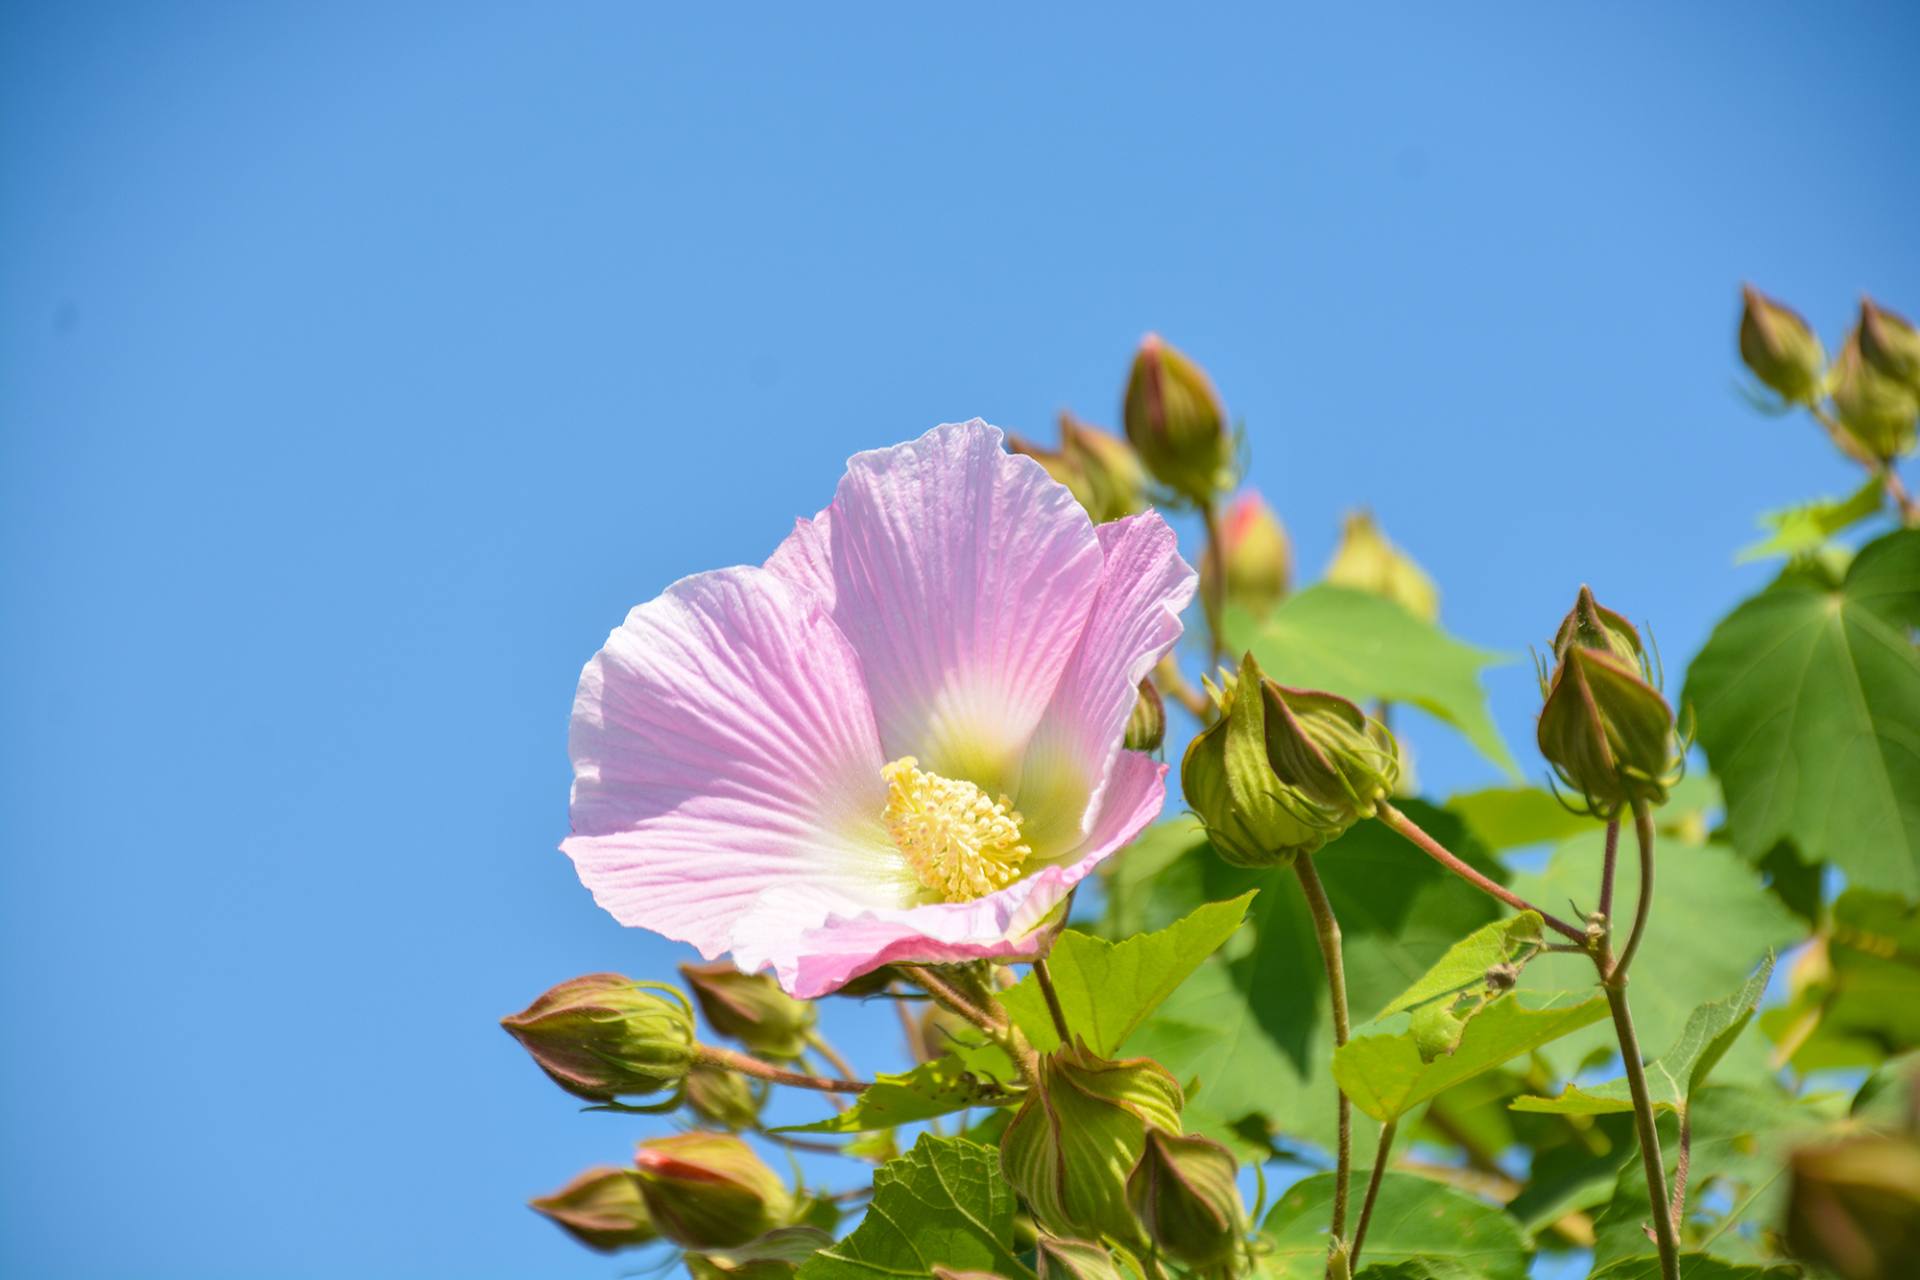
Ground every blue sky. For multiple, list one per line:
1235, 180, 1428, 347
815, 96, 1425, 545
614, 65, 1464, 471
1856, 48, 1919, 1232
3, 3, 1916, 1276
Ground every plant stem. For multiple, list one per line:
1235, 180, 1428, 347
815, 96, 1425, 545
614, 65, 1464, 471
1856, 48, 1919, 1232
1600, 982, 1679, 1279
1293, 855, 1353, 1246
1154, 655, 1214, 720
1374, 801, 1585, 943
808, 1032, 858, 1082
1611, 801, 1657, 983
1598, 818, 1620, 925
695, 1044, 869, 1093
900, 963, 1037, 1087
1670, 1107, 1692, 1236
1885, 466, 1920, 525
1200, 497, 1228, 665
1348, 1118, 1397, 1273
1031, 957, 1073, 1044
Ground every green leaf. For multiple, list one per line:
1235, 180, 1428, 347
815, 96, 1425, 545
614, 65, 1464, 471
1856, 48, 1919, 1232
1684, 527, 1920, 895
1121, 803, 1503, 1151
1763, 888, 1920, 1071
774, 1055, 1014, 1135
1512, 958, 1773, 1117
1736, 473, 1886, 563
1333, 992, 1609, 1123
1446, 787, 1597, 852
797, 1135, 1031, 1280
1258, 1171, 1529, 1280
1505, 832, 1801, 1077
1376, 912, 1544, 1019
1225, 586, 1518, 777
1587, 1084, 1841, 1271
1591, 1256, 1803, 1279
1001, 893, 1255, 1054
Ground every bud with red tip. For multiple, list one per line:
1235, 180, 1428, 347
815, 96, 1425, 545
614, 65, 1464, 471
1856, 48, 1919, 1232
632, 1132, 793, 1250
1536, 588, 1681, 818
1859, 297, 1920, 392
1000, 1042, 1184, 1244
1830, 330, 1920, 463
501, 974, 696, 1103
1325, 511, 1439, 623
1126, 1130, 1246, 1270
1740, 284, 1826, 404
681, 962, 817, 1060
1123, 334, 1235, 506
1203, 492, 1292, 619
529, 1165, 658, 1253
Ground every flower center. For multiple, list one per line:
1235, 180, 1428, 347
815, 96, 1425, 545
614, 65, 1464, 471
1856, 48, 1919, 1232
881, 756, 1032, 902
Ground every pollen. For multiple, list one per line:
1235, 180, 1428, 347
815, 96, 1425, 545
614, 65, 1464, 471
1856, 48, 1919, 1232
881, 756, 1032, 902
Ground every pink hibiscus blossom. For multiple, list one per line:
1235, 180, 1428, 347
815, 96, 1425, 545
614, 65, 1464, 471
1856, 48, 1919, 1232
562, 420, 1196, 997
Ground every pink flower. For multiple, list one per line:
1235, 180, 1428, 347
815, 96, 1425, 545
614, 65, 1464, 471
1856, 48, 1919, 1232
562, 421, 1196, 997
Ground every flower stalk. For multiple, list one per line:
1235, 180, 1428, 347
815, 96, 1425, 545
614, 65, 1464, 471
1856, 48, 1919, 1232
1293, 855, 1353, 1248
692, 1044, 869, 1094
1374, 801, 1584, 942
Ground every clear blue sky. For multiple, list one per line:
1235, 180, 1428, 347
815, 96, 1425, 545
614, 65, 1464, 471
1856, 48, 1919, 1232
3, 3, 1915, 1276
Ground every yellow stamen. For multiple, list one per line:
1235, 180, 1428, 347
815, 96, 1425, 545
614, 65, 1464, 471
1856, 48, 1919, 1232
881, 756, 1032, 902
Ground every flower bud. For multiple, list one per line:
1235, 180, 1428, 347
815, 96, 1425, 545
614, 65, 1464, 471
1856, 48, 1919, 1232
1786, 1133, 1920, 1280
1001, 1042, 1184, 1243
501, 974, 696, 1103
1830, 330, 1920, 463
1124, 679, 1166, 753
1324, 511, 1439, 623
685, 1060, 761, 1130
1536, 590, 1681, 818
1125, 1130, 1246, 1270
1181, 657, 1335, 868
529, 1165, 658, 1253
1550, 586, 1642, 669
1739, 284, 1826, 404
1203, 492, 1292, 619
1009, 415, 1149, 526
681, 962, 817, 1060
1859, 297, 1920, 391
1035, 1236, 1128, 1280
1259, 681, 1399, 828
633, 1132, 792, 1251
1123, 334, 1234, 506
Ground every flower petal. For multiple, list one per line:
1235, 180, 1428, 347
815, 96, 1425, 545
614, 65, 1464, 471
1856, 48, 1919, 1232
1016, 511, 1197, 854
764, 508, 836, 609
561, 567, 906, 957
735, 751, 1168, 997
823, 420, 1105, 790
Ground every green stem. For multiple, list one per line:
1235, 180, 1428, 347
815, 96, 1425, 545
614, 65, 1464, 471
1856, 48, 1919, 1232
1598, 818, 1621, 925
1375, 801, 1585, 943
1348, 1119, 1398, 1273
1031, 957, 1073, 1044
1610, 802, 1657, 982
695, 1044, 869, 1093
1293, 855, 1353, 1248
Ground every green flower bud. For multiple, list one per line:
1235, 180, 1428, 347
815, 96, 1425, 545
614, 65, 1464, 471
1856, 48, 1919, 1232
1830, 330, 1920, 463
1739, 284, 1827, 404
1123, 334, 1235, 506
1035, 1236, 1129, 1280
1550, 585, 1642, 669
528, 1165, 658, 1253
1786, 1133, 1920, 1280
501, 974, 696, 1103
1324, 511, 1439, 623
632, 1132, 792, 1251
1124, 679, 1166, 753
1536, 591, 1681, 818
1203, 491, 1292, 619
681, 962, 817, 1060
1181, 657, 1332, 868
1259, 681, 1400, 828
685, 1060, 761, 1131
1009, 414, 1149, 526
1000, 1042, 1185, 1243
1125, 1130, 1246, 1270
1859, 297, 1920, 392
